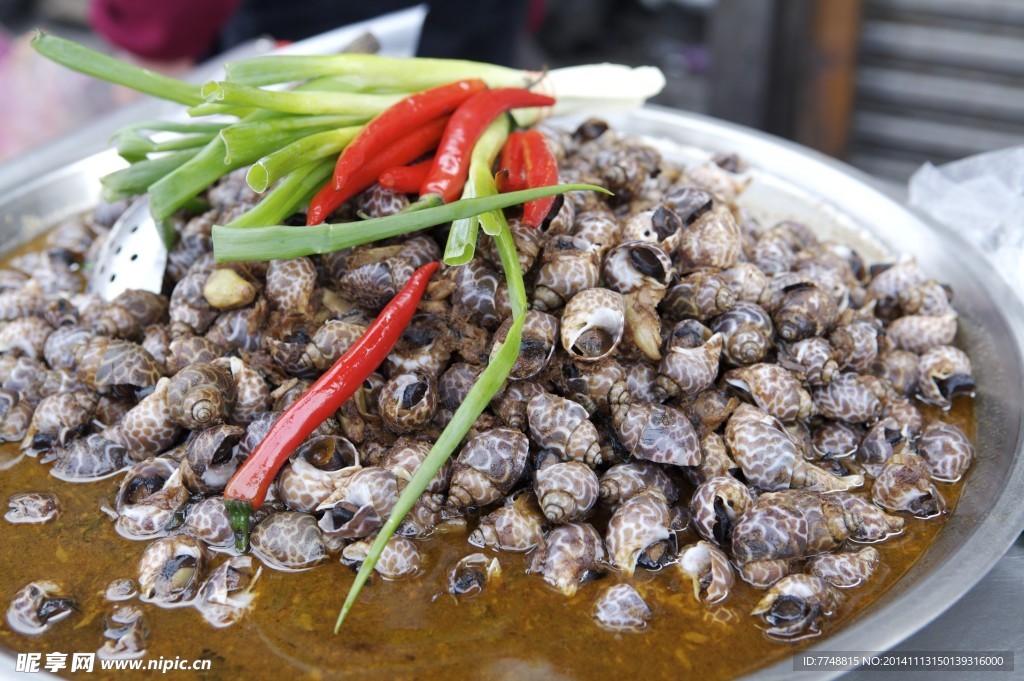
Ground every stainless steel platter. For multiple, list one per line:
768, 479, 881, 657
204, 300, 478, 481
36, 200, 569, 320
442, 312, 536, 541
1, 105, 1022, 680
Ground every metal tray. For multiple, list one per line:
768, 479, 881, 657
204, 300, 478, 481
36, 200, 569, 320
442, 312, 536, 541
1, 106, 1022, 680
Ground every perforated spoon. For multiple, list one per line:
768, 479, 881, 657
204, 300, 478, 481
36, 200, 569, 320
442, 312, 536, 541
87, 196, 168, 300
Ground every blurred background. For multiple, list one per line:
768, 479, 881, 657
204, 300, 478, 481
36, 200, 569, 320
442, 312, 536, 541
1, 0, 1023, 183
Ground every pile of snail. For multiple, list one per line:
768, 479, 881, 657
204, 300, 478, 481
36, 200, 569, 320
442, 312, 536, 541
0, 118, 976, 649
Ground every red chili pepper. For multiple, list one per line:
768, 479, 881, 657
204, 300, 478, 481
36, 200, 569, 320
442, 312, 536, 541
496, 130, 527, 193
419, 88, 556, 204
332, 79, 486, 191
378, 159, 433, 194
223, 261, 440, 551
307, 116, 449, 225
520, 129, 560, 228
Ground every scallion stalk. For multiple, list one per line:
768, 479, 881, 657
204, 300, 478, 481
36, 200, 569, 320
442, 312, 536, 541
443, 116, 510, 265
225, 53, 527, 90
219, 114, 367, 164
116, 130, 218, 163
246, 126, 361, 193
334, 211, 527, 633
99, 149, 201, 201
30, 31, 203, 105
201, 81, 403, 116
225, 159, 334, 228
212, 184, 608, 262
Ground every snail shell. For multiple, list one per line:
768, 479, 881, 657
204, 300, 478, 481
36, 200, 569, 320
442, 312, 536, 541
916, 345, 974, 408
872, 349, 920, 397
316, 467, 399, 538
342, 534, 422, 581
918, 421, 973, 483
690, 475, 755, 546
606, 488, 673, 576
663, 271, 736, 322
529, 522, 606, 597
195, 554, 261, 628
378, 372, 437, 434
623, 204, 684, 251
872, 452, 945, 518
532, 236, 601, 312
751, 574, 839, 640
266, 257, 318, 315
609, 380, 700, 467
828, 490, 905, 542
48, 433, 127, 482
592, 584, 651, 632
887, 313, 958, 354
166, 362, 236, 430
469, 491, 545, 552
138, 536, 207, 604
560, 288, 625, 362
731, 489, 858, 588
381, 436, 452, 495
677, 540, 735, 604
710, 302, 774, 366
725, 404, 863, 492
527, 392, 602, 467
724, 363, 813, 422
812, 373, 883, 424
602, 241, 673, 296
6, 581, 76, 635
251, 511, 328, 571
182, 497, 235, 548
446, 553, 501, 597
677, 202, 742, 272
490, 310, 559, 381
534, 460, 600, 524
5, 492, 60, 524
778, 337, 839, 387
807, 546, 880, 588
114, 377, 182, 456
447, 428, 529, 510
180, 424, 245, 494
598, 461, 678, 508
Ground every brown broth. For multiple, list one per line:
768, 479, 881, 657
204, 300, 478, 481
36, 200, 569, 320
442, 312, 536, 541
0, 400, 973, 681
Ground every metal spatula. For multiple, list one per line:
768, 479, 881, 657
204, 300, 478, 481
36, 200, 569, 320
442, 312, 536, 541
88, 197, 168, 300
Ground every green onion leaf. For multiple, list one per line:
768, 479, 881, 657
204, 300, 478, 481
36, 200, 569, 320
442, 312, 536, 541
246, 126, 360, 193
99, 149, 201, 202
225, 53, 527, 89
335, 212, 527, 633
225, 159, 334, 229
30, 31, 202, 105
220, 114, 367, 164
213, 184, 609, 262
201, 81, 403, 116
443, 117, 510, 265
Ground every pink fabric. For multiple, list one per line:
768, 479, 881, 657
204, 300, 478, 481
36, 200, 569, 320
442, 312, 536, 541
90, 0, 241, 61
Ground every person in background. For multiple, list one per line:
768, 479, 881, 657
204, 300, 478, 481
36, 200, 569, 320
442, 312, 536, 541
90, 0, 528, 67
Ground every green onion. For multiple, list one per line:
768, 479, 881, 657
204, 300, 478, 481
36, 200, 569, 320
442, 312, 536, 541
99, 149, 201, 201
186, 102, 256, 118
116, 130, 218, 163
335, 212, 527, 633
213, 184, 608, 262
151, 119, 349, 220
246, 126, 360, 193
116, 120, 230, 135
30, 31, 202, 105
225, 53, 527, 89
201, 81, 403, 116
225, 159, 334, 229
443, 116, 510, 265
219, 114, 367, 164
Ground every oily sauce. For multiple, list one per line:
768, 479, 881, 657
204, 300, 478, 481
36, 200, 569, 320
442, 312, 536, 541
0, 401, 973, 681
